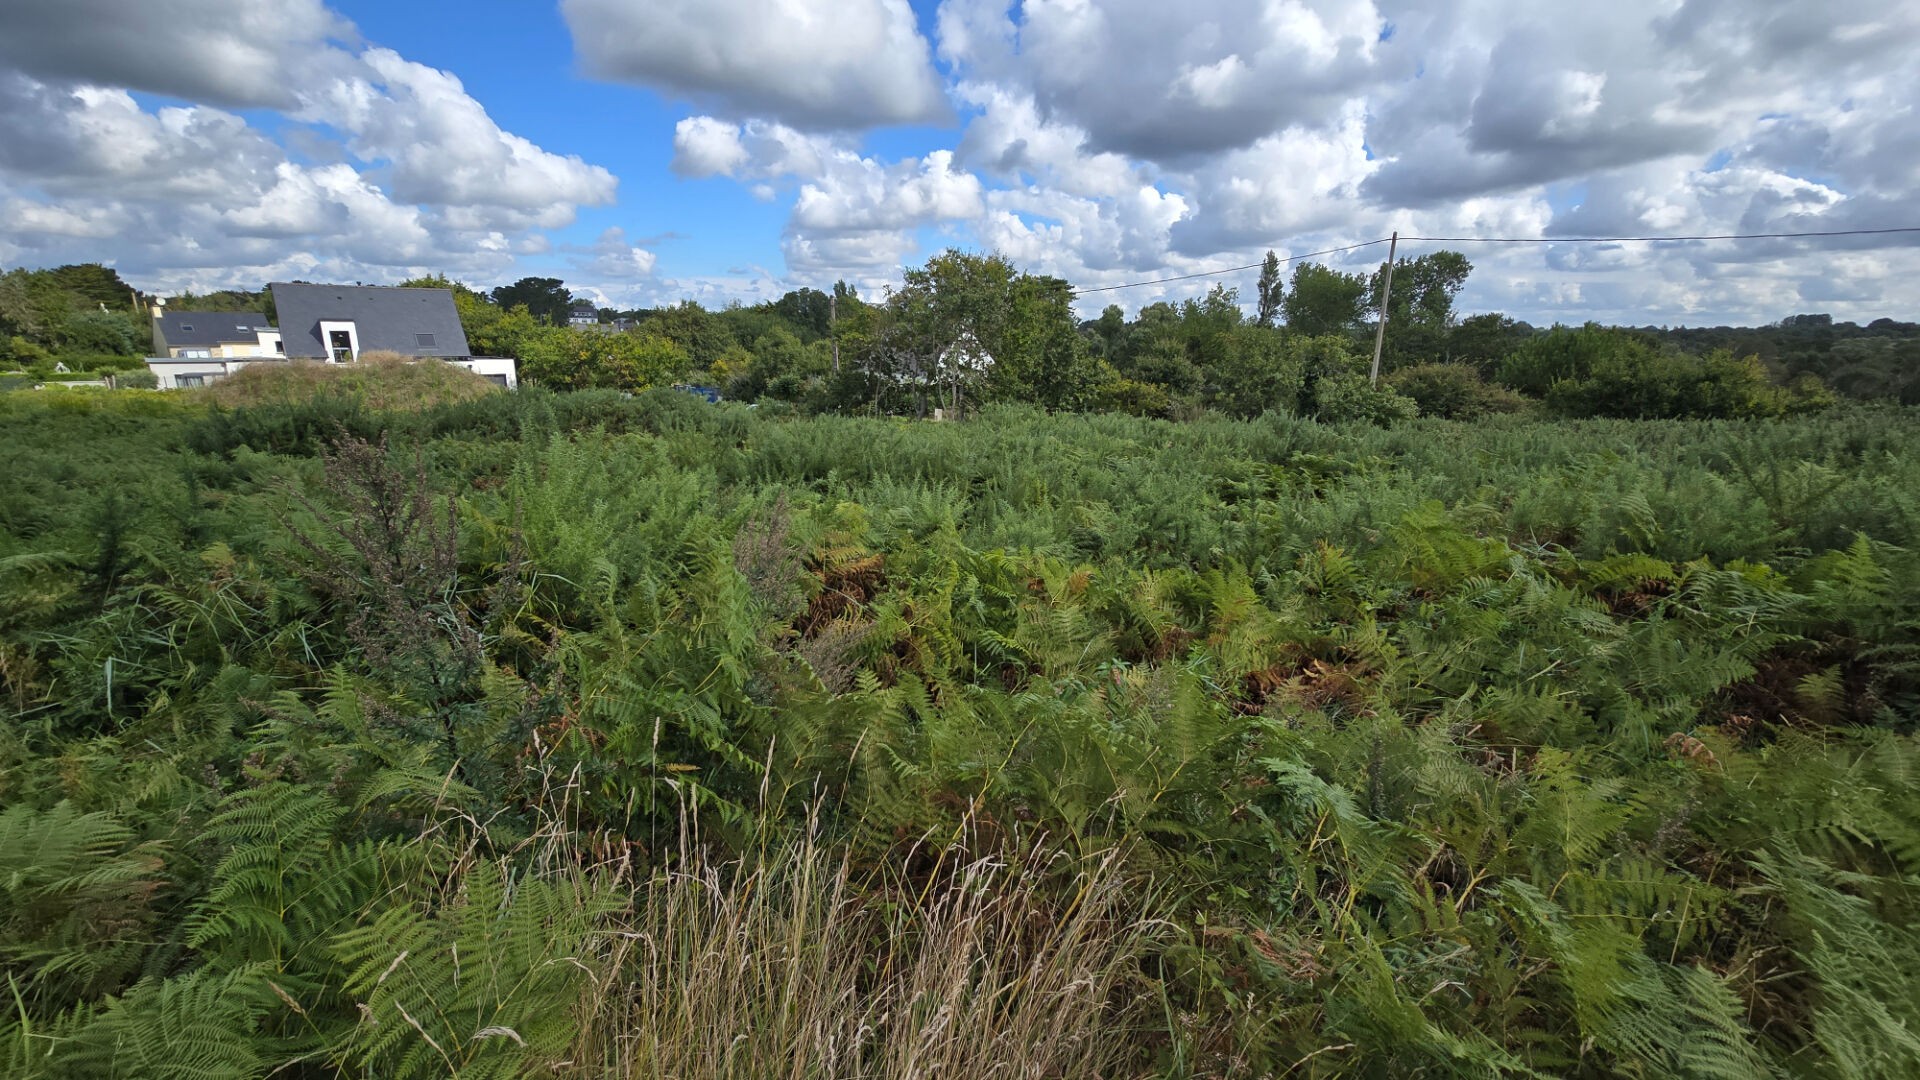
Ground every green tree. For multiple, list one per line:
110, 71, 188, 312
991, 274, 1099, 410
1086, 304, 1128, 360
1449, 312, 1532, 377
1254, 250, 1284, 328
1371, 251, 1472, 331
1204, 325, 1304, 418
169, 288, 268, 315
1368, 251, 1473, 371
469, 306, 541, 359
0, 268, 71, 344
644, 301, 738, 370
517, 327, 689, 391
61, 310, 143, 356
885, 249, 1021, 412
48, 264, 136, 311
490, 277, 572, 326
1282, 262, 1368, 337
1501, 324, 1815, 419
771, 288, 834, 340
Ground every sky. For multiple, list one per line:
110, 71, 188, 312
0, 0, 1916, 325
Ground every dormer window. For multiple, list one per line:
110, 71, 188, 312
320, 319, 360, 362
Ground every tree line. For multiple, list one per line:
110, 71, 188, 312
421, 250, 1849, 423
3, 254, 1910, 419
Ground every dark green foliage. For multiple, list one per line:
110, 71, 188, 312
488, 276, 572, 326
1387, 362, 1530, 419
1500, 324, 1824, 419
1282, 261, 1370, 336
2, 387, 1917, 1077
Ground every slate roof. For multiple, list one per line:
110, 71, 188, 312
269, 282, 471, 359
155, 310, 271, 349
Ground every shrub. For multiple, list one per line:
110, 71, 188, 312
1388, 361, 1530, 419
517, 327, 689, 391
60, 310, 145, 356
205, 353, 498, 411
1504, 324, 1822, 419
1310, 369, 1420, 423
1092, 372, 1174, 417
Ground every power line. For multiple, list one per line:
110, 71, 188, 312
1073, 237, 1392, 295
1071, 224, 1920, 296
1402, 226, 1920, 243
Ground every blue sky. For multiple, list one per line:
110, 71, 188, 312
1, 0, 1916, 323
324, 0, 964, 297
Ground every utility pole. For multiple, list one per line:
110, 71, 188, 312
1370, 230, 1398, 385
830, 293, 840, 374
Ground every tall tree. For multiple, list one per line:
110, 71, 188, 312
1368, 251, 1475, 371
645, 300, 738, 369
1370, 251, 1472, 330
48, 264, 136, 311
770, 288, 833, 340
1281, 263, 1368, 337
1254, 250, 1284, 328
489, 277, 572, 326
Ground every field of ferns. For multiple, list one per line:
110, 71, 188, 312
2, 383, 1917, 1078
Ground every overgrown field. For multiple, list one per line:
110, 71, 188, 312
3, 387, 1918, 1078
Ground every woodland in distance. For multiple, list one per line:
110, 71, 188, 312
2, 249, 1918, 1077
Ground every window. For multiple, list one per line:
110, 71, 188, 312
483, 374, 509, 387
177, 374, 207, 387
416, 333, 436, 348
180, 323, 194, 331
329, 329, 354, 363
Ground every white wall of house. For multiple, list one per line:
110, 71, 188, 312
166, 334, 283, 360
450, 356, 518, 389
145, 358, 249, 389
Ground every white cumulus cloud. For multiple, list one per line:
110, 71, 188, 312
563, 0, 949, 129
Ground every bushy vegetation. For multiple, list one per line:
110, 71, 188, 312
0, 264, 152, 379
399, 250, 1911, 423
202, 352, 500, 411
3, 385, 1917, 1076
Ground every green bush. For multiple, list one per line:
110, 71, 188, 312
1503, 324, 1825, 419
60, 309, 145, 356
1387, 361, 1530, 419
518, 327, 690, 391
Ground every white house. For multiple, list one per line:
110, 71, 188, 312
144, 282, 517, 389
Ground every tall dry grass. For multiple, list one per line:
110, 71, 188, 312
352, 775, 1181, 1079
205, 352, 498, 411
574, 834, 1171, 1079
